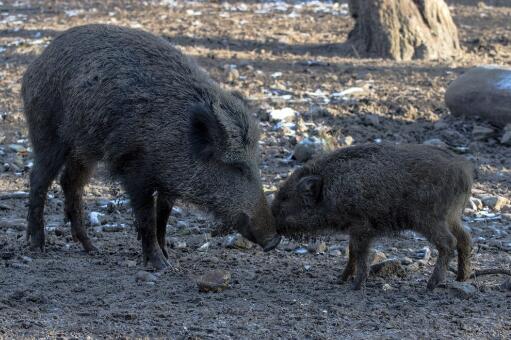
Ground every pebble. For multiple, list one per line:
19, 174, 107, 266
169, 238, 187, 249
481, 196, 510, 211
269, 107, 296, 122
329, 249, 343, 257
401, 257, 414, 265
501, 130, 511, 145
197, 269, 231, 292
198, 242, 210, 252
21, 256, 33, 264
0, 218, 26, 231
293, 136, 326, 162
412, 246, 431, 261
448, 282, 477, 299
126, 260, 137, 268
294, 247, 308, 255
370, 259, 406, 278
308, 241, 327, 254
8, 144, 27, 153
423, 138, 448, 148
342, 135, 354, 146
223, 234, 254, 250
102, 224, 126, 232
369, 249, 387, 265
501, 278, 511, 291
89, 211, 105, 226
135, 271, 158, 283
469, 197, 483, 211
472, 125, 496, 141
382, 283, 392, 291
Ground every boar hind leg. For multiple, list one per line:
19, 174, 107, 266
349, 232, 374, 290
339, 240, 357, 283
60, 158, 96, 253
156, 194, 175, 259
27, 147, 67, 251
450, 219, 472, 282
127, 185, 170, 270
425, 222, 456, 290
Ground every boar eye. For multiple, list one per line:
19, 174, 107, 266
230, 162, 250, 177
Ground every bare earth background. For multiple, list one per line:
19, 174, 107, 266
0, 0, 510, 338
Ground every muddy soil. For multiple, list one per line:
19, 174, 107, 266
0, 0, 510, 338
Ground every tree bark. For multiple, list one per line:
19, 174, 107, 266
348, 0, 461, 61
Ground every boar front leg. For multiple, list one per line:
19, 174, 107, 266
339, 240, 356, 282
126, 184, 170, 270
348, 229, 374, 290
156, 194, 175, 259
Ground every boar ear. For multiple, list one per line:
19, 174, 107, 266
297, 175, 323, 202
189, 103, 226, 161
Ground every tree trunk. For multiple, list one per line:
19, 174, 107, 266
348, 0, 461, 61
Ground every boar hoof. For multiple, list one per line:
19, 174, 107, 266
144, 248, 171, 270
351, 281, 364, 290
27, 229, 45, 252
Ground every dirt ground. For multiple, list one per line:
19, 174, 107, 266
0, 0, 511, 338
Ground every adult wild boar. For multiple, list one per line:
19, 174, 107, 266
272, 144, 473, 290
22, 24, 280, 269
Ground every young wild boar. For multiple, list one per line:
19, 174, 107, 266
22, 24, 280, 269
272, 144, 473, 290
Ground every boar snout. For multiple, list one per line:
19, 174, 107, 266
234, 194, 281, 251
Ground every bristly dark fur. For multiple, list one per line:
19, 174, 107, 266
22, 24, 278, 269
272, 143, 473, 290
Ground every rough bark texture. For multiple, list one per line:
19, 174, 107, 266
348, 0, 461, 61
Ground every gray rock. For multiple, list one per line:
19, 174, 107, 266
307, 241, 327, 254
293, 137, 326, 162
370, 259, 406, 278
401, 257, 414, 265
0, 218, 26, 231
469, 197, 483, 211
501, 278, 511, 291
223, 234, 254, 250
270, 107, 296, 122
369, 249, 388, 265
472, 125, 496, 141
445, 66, 511, 127
329, 249, 343, 257
482, 195, 510, 211
197, 270, 231, 292
500, 131, 511, 146
412, 246, 431, 261
8, 144, 27, 153
448, 282, 477, 299
423, 138, 448, 148
135, 271, 158, 283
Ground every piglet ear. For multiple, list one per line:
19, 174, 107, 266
189, 103, 226, 161
297, 175, 323, 202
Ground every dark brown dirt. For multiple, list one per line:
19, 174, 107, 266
0, 1, 510, 338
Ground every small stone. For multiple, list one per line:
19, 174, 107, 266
198, 242, 210, 252
21, 256, 33, 263
369, 249, 388, 265
501, 278, 511, 291
8, 144, 27, 153
293, 137, 326, 162
135, 271, 158, 283
269, 107, 296, 122
342, 135, 354, 146
197, 270, 231, 292
0, 203, 11, 210
501, 131, 511, 146
227, 68, 239, 82
382, 283, 392, 291
448, 282, 477, 299
481, 196, 510, 211
469, 197, 483, 210
102, 224, 125, 232
89, 211, 105, 226
305, 105, 330, 118
294, 247, 308, 255
412, 246, 431, 261
472, 125, 496, 141
401, 257, 414, 265
329, 249, 343, 257
0, 218, 26, 231
423, 138, 448, 148
169, 238, 187, 249
308, 241, 327, 254
223, 234, 253, 250
364, 114, 380, 126
370, 259, 406, 278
